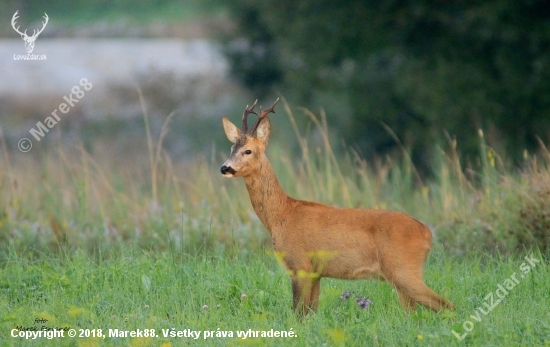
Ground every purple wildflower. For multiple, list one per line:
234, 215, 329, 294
356, 297, 372, 309
340, 291, 352, 300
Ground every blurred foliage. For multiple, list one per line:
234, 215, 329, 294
218, 0, 550, 169
0, 0, 219, 25
1, 103, 549, 256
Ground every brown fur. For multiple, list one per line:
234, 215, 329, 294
221, 115, 454, 317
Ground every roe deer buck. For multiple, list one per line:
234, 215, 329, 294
220, 98, 454, 316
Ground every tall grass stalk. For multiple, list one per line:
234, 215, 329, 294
0, 100, 548, 257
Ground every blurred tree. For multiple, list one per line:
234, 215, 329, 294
218, 1, 283, 98
220, 0, 550, 167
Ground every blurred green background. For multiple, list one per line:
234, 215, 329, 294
2, 0, 549, 170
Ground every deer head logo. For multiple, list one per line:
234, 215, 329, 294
11, 11, 49, 54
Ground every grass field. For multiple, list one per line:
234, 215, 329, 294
1, 99, 549, 346
1, 247, 548, 346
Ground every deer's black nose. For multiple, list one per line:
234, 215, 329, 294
221, 165, 236, 175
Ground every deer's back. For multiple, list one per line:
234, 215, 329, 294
273, 200, 433, 279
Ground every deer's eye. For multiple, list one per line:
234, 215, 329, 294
244, 150, 252, 155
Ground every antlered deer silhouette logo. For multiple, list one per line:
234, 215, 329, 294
11, 11, 49, 54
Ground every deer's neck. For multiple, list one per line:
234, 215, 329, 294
243, 156, 289, 234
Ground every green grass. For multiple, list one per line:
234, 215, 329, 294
1, 248, 548, 346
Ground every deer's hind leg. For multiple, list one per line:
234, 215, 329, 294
397, 288, 416, 311
380, 251, 454, 312
399, 277, 454, 311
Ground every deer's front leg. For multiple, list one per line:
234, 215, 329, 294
309, 278, 321, 312
291, 276, 315, 318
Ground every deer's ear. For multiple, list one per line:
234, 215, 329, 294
222, 117, 241, 143
256, 117, 271, 144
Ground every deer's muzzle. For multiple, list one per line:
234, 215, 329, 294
220, 165, 236, 176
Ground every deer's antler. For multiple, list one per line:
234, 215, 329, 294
241, 99, 258, 134
249, 98, 280, 135
11, 12, 49, 39
11, 11, 26, 37
30, 13, 49, 39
